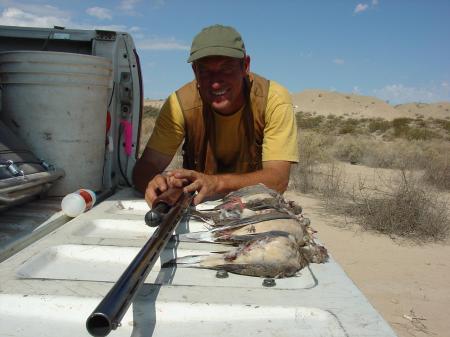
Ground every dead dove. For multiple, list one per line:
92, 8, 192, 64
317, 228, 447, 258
191, 184, 303, 227
164, 231, 327, 278
179, 217, 309, 245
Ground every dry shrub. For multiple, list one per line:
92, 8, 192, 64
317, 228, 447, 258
332, 135, 369, 164
288, 131, 348, 204
362, 139, 427, 170
315, 161, 348, 208
405, 127, 440, 140
143, 105, 160, 118
296, 112, 324, 129
331, 135, 439, 170
289, 131, 331, 193
297, 113, 448, 140
338, 118, 361, 135
357, 141, 398, 168
392, 117, 412, 137
434, 118, 450, 132
368, 118, 391, 133
138, 116, 156, 156
349, 170, 449, 241
423, 151, 450, 190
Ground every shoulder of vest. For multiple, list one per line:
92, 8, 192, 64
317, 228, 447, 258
249, 72, 270, 99
175, 79, 202, 113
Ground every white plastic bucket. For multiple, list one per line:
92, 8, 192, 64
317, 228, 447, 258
0, 51, 112, 195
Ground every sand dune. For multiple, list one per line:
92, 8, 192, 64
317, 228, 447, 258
292, 89, 450, 121
395, 102, 450, 120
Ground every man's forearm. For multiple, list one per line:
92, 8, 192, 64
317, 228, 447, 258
216, 162, 291, 195
132, 162, 159, 194
132, 148, 174, 194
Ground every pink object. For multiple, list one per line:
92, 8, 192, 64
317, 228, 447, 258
120, 120, 133, 156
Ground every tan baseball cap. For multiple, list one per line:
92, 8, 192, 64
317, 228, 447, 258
188, 24, 246, 63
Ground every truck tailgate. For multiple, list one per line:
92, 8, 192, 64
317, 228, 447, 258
0, 187, 397, 337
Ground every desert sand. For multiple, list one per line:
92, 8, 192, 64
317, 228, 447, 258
286, 188, 450, 337
395, 102, 450, 120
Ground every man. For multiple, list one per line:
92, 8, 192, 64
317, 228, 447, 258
133, 24, 298, 205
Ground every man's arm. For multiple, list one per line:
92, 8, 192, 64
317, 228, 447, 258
169, 160, 291, 205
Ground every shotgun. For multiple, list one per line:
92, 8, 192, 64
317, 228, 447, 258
86, 187, 193, 337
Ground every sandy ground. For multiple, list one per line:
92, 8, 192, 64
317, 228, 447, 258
285, 190, 450, 337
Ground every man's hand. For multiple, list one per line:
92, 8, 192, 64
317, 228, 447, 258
144, 173, 186, 206
168, 169, 222, 205
132, 147, 176, 207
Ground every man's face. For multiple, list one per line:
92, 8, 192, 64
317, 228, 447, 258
193, 55, 250, 115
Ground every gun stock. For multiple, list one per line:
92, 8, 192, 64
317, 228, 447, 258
86, 188, 193, 337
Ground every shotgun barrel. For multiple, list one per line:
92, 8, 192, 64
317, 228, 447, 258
86, 188, 193, 337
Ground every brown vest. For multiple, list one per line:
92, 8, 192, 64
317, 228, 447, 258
175, 73, 270, 174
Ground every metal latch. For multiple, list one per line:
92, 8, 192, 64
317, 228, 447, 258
1, 160, 25, 177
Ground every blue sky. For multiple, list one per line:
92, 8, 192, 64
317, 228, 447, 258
1, 0, 449, 104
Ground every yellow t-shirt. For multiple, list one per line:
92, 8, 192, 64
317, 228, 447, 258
146, 80, 299, 164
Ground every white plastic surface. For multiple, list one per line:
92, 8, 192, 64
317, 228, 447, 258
0, 51, 112, 195
72, 218, 209, 239
16, 244, 317, 289
0, 188, 398, 337
0, 294, 348, 337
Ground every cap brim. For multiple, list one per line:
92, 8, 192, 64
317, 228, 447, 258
187, 46, 245, 63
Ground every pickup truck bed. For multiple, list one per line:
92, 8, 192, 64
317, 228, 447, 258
0, 196, 65, 262
0, 187, 397, 337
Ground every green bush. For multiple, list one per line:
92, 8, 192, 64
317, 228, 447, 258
338, 118, 360, 135
338, 124, 355, 134
368, 118, 391, 133
434, 119, 450, 132
415, 118, 427, 128
392, 117, 412, 137
296, 113, 324, 129
405, 127, 439, 140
